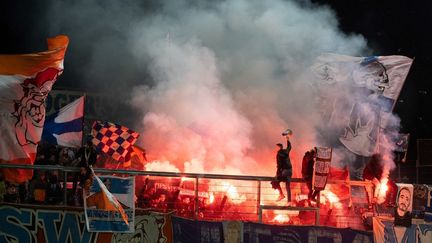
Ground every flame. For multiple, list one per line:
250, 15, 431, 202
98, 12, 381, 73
273, 214, 290, 223
209, 192, 215, 204
221, 182, 246, 204
320, 189, 342, 209
376, 178, 389, 204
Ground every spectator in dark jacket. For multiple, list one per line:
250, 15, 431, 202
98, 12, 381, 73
302, 148, 318, 201
271, 143, 292, 202
72, 140, 97, 205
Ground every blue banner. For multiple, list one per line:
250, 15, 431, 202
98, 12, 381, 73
172, 216, 223, 243
172, 216, 373, 243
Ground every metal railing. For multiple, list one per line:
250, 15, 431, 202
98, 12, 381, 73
0, 164, 373, 225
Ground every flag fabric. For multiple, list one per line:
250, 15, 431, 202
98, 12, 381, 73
312, 147, 332, 191
0, 35, 69, 183
91, 121, 139, 162
42, 96, 84, 148
84, 168, 135, 232
123, 145, 147, 169
311, 53, 413, 156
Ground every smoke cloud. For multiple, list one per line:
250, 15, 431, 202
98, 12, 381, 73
45, 0, 405, 178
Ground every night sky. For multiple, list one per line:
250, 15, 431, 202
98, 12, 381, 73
1, 0, 431, 172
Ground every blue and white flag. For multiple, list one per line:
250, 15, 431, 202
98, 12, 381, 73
84, 171, 135, 232
42, 96, 84, 148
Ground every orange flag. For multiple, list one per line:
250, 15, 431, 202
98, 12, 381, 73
0, 35, 69, 183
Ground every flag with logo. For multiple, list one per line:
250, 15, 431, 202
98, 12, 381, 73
91, 121, 139, 162
84, 168, 135, 232
311, 54, 413, 156
0, 35, 69, 183
42, 96, 84, 148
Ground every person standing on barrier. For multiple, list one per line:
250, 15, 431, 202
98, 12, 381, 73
271, 137, 293, 203
302, 148, 317, 202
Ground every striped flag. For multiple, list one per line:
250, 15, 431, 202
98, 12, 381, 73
91, 121, 139, 162
0, 36, 69, 183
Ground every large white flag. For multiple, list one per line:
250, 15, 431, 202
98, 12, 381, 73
0, 35, 69, 183
311, 53, 413, 156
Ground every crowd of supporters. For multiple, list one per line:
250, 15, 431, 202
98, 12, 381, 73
0, 142, 76, 205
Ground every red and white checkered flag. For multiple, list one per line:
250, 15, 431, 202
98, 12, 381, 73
91, 121, 139, 162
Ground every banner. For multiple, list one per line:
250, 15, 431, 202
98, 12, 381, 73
83, 174, 135, 232
223, 221, 244, 243
413, 184, 430, 219
244, 222, 373, 243
311, 54, 413, 156
0, 35, 69, 183
427, 186, 432, 222
172, 216, 224, 243
394, 183, 414, 227
0, 203, 379, 243
42, 96, 84, 148
312, 147, 332, 191
0, 205, 172, 243
373, 216, 432, 243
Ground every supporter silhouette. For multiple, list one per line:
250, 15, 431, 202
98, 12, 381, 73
73, 139, 98, 204
302, 148, 318, 202
46, 171, 62, 204
271, 142, 292, 203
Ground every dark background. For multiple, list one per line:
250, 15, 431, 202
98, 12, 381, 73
1, 0, 431, 182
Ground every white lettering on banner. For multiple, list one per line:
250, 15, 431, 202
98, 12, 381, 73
0, 206, 93, 243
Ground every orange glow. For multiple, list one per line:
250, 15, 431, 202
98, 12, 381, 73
376, 178, 389, 204
273, 214, 290, 223
209, 192, 215, 204
221, 182, 246, 204
320, 189, 342, 209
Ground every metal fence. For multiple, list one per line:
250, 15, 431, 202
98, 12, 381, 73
0, 164, 373, 226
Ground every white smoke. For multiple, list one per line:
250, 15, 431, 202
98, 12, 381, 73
126, 0, 367, 175
47, 0, 408, 177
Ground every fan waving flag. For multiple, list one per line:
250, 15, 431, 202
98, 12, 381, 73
42, 96, 84, 148
0, 35, 69, 183
311, 53, 413, 156
91, 121, 139, 162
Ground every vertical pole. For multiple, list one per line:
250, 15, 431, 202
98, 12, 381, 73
63, 171, 68, 206
398, 163, 401, 182
257, 181, 261, 218
195, 177, 199, 220
258, 206, 262, 223
315, 192, 320, 225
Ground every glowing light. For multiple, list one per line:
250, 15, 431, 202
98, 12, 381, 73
209, 192, 215, 204
221, 182, 246, 204
320, 189, 342, 209
273, 214, 290, 223
376, 178, 389, 204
